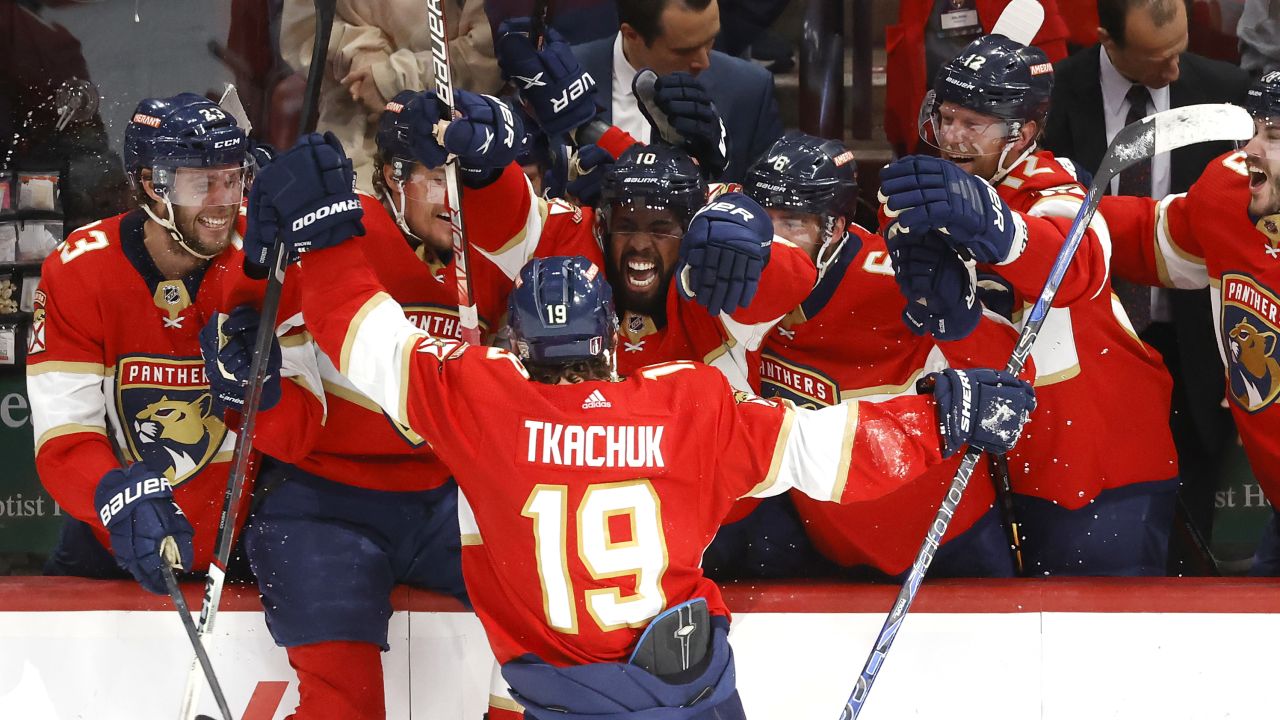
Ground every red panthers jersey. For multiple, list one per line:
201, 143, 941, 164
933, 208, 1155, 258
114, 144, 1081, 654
463, 164, 817, 391
769, 226, 1025, 573
248, 193, 514, 492
27, 210, 262, 569
994, 152, 1177, 504
1102, 150, 1280, 503
297, 239, 948, 667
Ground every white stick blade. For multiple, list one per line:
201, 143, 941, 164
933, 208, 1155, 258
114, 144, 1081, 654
990, 0, 1045, 46
1152, 103, 1256, 155
218, 84, 252, 136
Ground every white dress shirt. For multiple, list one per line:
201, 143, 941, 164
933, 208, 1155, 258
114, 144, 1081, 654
612, 33, 652, 144
1099, 45, 1171, 199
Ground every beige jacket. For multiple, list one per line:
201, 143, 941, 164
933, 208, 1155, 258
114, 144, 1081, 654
281, 0, 504, 193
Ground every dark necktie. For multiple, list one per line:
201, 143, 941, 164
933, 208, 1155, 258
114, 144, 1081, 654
1115, 84, 1155, 332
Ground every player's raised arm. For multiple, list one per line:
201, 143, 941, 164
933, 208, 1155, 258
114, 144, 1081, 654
714, 368, 1036, 505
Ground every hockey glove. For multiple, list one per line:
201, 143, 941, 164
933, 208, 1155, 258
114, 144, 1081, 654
880, 156, 1027, 265
247, 140, 277, 171
566, 143, 615, 207
497, 18, 599, 136
95, 463, 194, 595
678, 192, 773, 317
200, 305, 282, 417
976, 271, 1017, 322
245, 131, 365, 269
403, 90, 526, 183
927, 368, 1036, 458
888, 228, 981, 341
635, 71, 729, 179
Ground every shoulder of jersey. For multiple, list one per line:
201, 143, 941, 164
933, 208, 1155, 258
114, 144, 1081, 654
1008, 152, 1085, 196
1204, 149, 1252, 197
546, 197, 587, 225
45, 213, 130, 277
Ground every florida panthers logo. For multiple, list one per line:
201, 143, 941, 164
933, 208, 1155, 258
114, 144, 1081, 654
1222, 274, 1280, 413
117, 356, 230, 486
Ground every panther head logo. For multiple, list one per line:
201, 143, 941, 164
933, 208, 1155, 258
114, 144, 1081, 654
133, 393, 225, 484
1228, 319, 1280, 411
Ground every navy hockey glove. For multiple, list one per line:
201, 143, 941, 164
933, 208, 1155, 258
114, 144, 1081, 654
880, 156, 1027, 265
678, 192, 773, 317
247, 140, 277, 171
888, 229, 980, 341
200, 305, 282, 417
403, 90, 526, 181
245, 131, 365, 269
926, 368, 1036, 458
95, 464, 194, 595
497, 18, 598, 136
976, 271, 1017, 322
636, 71, 729, 179
566, 143, 614, 206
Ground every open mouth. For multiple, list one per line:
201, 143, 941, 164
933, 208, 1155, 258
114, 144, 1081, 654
1249, 167, 1269, 191
435, 211, 451, 223
624, 256, 659, 291
196, 213, 231, 230
944, 152, 976, 167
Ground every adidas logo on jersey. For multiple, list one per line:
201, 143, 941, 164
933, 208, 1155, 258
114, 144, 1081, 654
582, 389, 611, 409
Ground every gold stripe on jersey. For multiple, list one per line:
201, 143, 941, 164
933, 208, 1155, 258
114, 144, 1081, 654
26, 360, 107, 377
829, 400, 859, 502
1033, 364, 1081, 387
279, 330, 313, 348
742, 403, 796, 498
36, 423, 107, 453
398, 337, 418, 431
488, 695, 524, 712
322, 379, 427, 446
838, 370, 925, 402
341, 292, 391, 376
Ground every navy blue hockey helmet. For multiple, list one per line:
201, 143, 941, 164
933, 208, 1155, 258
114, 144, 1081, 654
123, 93, 247, 188
745, 132, 858, 221
508, 255, 618, 366
598, 144, 706, 228
376, 90, 418, 179
1246, 71, 1280, 121
922, 34, 1054, 150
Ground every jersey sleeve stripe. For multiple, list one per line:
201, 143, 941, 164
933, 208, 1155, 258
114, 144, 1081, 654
740, 403, 796, 499
342, 293, 430, 428
1154, 193, 1209, 288
474, 187, 550, 281
459, 489, 482, 546
36, 423, 108, 453
771, 402, 855, 501
26, 360, 107, 377
828, 400, 860, 502
1027, 193, 1112, 300
28, 370, 109, 448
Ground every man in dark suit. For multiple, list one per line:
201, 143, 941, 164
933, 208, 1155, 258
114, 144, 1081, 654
1043, 0, 1250, 572
570, 0, 783, 182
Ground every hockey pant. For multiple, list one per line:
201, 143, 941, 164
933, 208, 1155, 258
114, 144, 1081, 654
502, 616, 745, 720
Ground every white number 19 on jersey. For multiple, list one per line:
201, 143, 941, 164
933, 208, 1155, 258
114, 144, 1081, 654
522, 480, 669, 633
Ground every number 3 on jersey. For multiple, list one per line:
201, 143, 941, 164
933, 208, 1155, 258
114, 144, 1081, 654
522, 480, 669, 633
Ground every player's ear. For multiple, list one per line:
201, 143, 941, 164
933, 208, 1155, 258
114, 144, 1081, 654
1017, 120, 1040, 153
1097, 25, 1115, 51
381, 163, 401, 193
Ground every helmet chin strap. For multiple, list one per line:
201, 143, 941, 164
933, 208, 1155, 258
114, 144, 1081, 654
815, 215, 847, 282
142, 196, 220, 261
384, 183, 429, 250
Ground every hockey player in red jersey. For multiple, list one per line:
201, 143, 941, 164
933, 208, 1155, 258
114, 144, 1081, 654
199, 91, 555, 719
241, 131, 1037, 717
720, 131, 1030, 580
1099, 71, 1280, 575
878, 34, 1179, 575
26, 93, 268, 594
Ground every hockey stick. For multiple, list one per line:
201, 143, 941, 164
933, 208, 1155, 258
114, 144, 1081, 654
427, 0, 483, 345
162, 556, 231, 720
840, 103, 1255, 720
175, 3, 337, 718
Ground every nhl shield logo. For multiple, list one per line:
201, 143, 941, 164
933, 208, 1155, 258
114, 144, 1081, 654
116, 355, 229, 486
1221, 273, 1280, 413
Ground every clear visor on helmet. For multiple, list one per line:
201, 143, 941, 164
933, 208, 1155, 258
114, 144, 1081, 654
918, 91, 1017, 158
389, 157, 448, 205
764, 207, 823, 251
155, 163, 249, 207
604, 196, 687, 243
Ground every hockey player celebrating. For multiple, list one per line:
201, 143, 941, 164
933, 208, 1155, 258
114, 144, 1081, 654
200, 89, 602, 719
1099, 71, 1280, 574
28, 93, 262, 592
728, 131, 1030, 579
241, 131, 1037, 719
878, 34, 1180, 575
